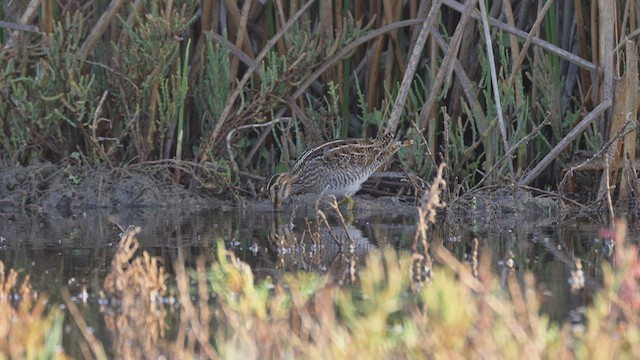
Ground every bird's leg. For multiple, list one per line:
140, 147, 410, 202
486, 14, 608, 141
337, 196, 355, 211
333, 197, 354, 224
345, 196, 355, 211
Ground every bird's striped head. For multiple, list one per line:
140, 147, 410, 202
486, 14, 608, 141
267, 173, 295, 209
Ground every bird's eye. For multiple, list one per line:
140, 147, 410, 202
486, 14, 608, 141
274, 184, 280, 191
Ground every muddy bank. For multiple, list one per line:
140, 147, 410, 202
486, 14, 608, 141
0, 163, 423, 215
1, 163, 568, 229
448, 188, 567, 231
0, 163, 214, 216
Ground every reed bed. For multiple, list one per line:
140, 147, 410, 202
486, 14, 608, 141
1, 0, 637, 203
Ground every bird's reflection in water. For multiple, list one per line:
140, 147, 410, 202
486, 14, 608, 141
268, 209, 374, 283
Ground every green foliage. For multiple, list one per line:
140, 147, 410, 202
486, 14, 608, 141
355, 77, 386, 130
194, 35, 231, 135
111, 2, 196, 161
3, 13, 96, 161
185, 241, 640, 359
303, 80, 342, 140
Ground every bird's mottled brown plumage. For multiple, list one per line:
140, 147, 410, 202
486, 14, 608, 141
267, 133, 411, 208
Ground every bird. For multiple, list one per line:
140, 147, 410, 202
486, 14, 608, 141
267, 133, 412, 209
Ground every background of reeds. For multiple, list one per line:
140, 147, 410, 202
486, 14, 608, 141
0, 0, 638, 202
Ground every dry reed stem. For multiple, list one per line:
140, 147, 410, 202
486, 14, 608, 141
62, 288, 107, 360
386, 0, 408, 76
506, 0, 554, 90
2, 0, 41, 51
601, 39, 638, 201
0, 20, 39, 33
292, 19, 423, 100
501, 0, 522, 107
619, 39, 639, 201
78, 0, 128, 63
386, 0, 442, 136
429, 29, 484, 122
229, 0, 253, 82
477, 0, 513, 177
418, 0, 476, 133
442, 0, 597, 72
598, 0, 616, 103
201, 0, 214, 32
42, 0, 53, 34
596, 0, 627, 201
574, 0, 592, 103
367, 25, 385, 112
208, 32, 256, 66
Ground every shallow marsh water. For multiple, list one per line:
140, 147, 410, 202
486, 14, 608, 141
0, 201, 632, 354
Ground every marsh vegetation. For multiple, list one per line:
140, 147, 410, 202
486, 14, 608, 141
1, 0, 640, 358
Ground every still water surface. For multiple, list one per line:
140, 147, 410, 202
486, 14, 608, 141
0, 205, 628, 353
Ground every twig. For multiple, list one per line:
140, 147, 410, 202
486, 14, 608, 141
605, 157, 614, 223
316, 208, 343, 248
226, 117, 291, 175
328, 197, 355, 248
506, 0, 554, 86
560, 115, 637, 198
2, 0, 41, 51
518, 184, 588, 209
0, 21, 39, 33
469, 114, 551, 193
91, 90, 113, 165
85, 60, 140, 92
518, 98, 613, 186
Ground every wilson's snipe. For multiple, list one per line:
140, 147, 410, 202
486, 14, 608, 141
267, 133, 411, 209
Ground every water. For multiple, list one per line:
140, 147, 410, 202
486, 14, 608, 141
0, 205, 627, 354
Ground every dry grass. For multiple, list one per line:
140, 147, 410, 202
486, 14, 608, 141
0, 262, 68, 359
100, 226, 170, 359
